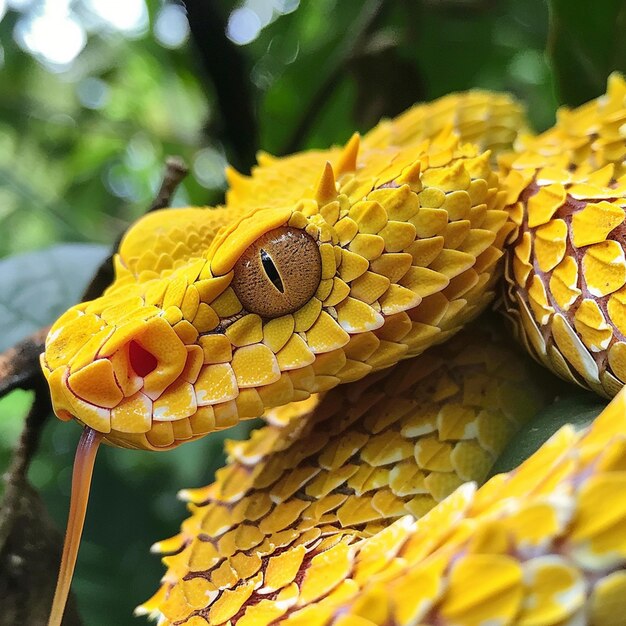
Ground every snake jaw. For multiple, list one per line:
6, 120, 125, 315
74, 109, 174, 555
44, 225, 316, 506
43, 113, 520, 451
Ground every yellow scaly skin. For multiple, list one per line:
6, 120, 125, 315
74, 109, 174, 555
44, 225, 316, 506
41, 78, 626, 625
147, 385, 626, 626
502, 72, 626, 397
138, 323, 551, 625
41, 90, 523, 449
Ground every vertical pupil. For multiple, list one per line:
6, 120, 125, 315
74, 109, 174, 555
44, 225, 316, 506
260, 249, 284, 293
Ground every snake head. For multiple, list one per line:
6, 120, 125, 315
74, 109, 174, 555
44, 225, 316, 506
41, 122, 515, 450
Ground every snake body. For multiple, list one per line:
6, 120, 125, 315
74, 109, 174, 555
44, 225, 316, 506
42, 75, 626, 625
503, 73, 626, 397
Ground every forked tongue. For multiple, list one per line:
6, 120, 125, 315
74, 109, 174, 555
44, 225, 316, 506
48, 427, 103, 626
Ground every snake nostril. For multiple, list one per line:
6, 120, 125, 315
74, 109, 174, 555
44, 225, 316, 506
128, 340, 158, 378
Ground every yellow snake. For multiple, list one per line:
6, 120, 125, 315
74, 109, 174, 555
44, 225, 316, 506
41, 73, 626, 625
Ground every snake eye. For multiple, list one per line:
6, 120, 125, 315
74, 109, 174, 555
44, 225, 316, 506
232, 226, 322, 318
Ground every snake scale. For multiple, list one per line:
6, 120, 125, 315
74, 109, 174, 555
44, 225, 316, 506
41, 74, 626, 625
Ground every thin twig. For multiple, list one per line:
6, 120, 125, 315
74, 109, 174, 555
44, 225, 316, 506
81, 157, 188, 303
148, 156, 189, 213
0, 326, 50, 397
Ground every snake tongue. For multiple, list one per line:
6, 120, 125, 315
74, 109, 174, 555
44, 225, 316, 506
48, 427, 102, 626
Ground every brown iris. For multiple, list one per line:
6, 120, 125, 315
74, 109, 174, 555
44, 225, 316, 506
232, 226, 322, 318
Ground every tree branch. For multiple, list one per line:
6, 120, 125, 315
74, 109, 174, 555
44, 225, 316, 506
0, 384, 82, 625
81, 156, 188, 302
0, 326, 50, 397
0, 385, 50, 547
183, 0, 258, 171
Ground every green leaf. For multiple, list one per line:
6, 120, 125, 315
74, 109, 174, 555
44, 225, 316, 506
548, 0, 626, 105
0, 389, 34, 498
0, 243, 109, 351
488, 391, 608, 477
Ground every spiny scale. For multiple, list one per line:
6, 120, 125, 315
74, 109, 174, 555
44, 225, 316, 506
40, 80, 626, 625
314, 162, 338, 205
146, 385, 626, 625
502, 72, 626, 397
42, 88, 528, 624
42, 92, 522, 449
138, 325, 550, 625
336, 132, 360, 175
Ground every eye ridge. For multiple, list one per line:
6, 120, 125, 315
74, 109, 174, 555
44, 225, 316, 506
260, 248, 285, 293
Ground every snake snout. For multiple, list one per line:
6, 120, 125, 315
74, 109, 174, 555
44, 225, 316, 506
45, 314, 194, 438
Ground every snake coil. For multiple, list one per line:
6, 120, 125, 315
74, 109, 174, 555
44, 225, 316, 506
43, 75, 626, 626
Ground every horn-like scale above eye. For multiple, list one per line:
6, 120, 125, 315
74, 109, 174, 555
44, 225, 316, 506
232, 226, 322, 318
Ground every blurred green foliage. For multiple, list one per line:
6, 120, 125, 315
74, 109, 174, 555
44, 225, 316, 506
549, 0, 626, 105
0, 0, 624, 624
